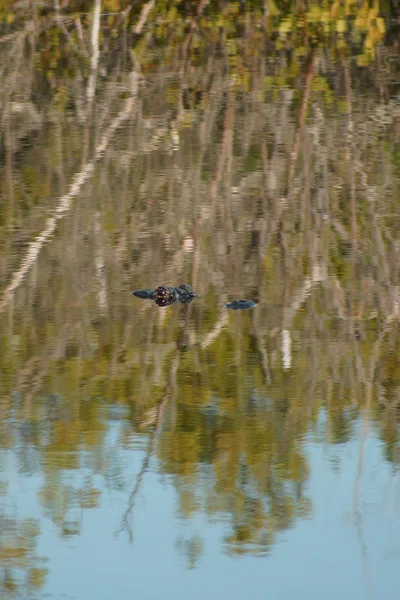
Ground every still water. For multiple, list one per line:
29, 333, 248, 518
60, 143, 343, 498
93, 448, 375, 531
6, 419, 400, 600
0, 2, 400, 598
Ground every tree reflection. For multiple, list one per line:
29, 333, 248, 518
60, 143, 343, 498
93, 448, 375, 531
0, 0, 398, 587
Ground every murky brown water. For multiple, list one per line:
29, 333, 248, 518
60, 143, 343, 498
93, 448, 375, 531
0, 2, 400, 598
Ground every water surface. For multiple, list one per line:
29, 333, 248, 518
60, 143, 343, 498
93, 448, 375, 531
0, 2, 399, 598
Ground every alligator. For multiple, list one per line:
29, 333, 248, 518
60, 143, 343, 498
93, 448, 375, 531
133, 285, 257, 310
132, 285, 199, 307
225, 300, 258, 310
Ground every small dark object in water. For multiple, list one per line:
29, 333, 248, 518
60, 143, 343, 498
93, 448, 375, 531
132, 289, 154, 299
132, 284, 199, 307
226, 300, 258, 310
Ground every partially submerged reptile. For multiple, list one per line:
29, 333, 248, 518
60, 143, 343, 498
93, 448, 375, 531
133, 285, 199, 306
225, 300, 258, 310
133, 284, 257, 310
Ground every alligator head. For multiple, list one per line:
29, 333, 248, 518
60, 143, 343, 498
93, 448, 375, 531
132, 285, 199, 307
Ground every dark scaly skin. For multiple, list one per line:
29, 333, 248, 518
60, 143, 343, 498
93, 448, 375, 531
132, 285, 199, 306
174, 285, 199, 304
225, 300, 258, 310
132, 289, 155, 299
132, 287, 257, 310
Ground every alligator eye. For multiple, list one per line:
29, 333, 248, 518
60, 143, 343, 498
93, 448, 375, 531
155, 297, 169, 306
156, 287, 167, 297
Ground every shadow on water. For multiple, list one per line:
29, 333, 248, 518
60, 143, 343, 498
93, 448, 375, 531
0, 1, 399, 598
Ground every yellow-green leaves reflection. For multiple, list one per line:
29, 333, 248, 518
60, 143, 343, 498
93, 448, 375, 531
0, 0, 399, 594
0, 511, 47, 598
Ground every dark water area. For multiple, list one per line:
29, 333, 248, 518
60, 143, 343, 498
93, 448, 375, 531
0, 1, 400, 598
